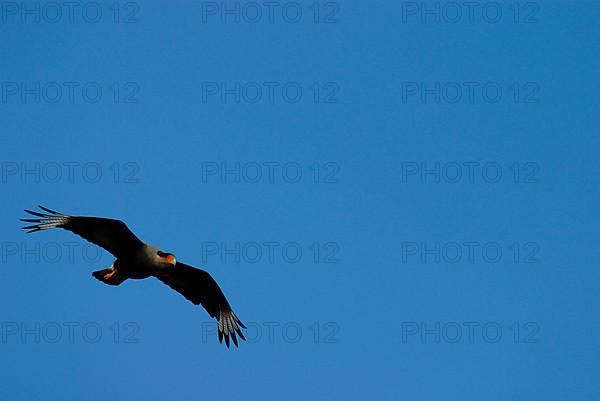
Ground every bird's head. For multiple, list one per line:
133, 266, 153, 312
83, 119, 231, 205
156, 251, 177, 267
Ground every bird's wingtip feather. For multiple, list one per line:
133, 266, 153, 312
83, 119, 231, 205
38, 205, 62, 215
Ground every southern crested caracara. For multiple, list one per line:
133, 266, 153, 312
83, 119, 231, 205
21, 205, 246, 347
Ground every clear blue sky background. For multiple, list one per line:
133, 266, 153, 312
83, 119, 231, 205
1, 1, 599, 400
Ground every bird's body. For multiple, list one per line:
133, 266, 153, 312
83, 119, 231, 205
117, 243, 158, 279
21, 205, 246, 347
117, 244, 156, 279
92, 244, 163, 285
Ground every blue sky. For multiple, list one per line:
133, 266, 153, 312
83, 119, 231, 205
1, 1, 599, 400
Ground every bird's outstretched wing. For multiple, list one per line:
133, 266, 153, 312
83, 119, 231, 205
155, 261, 246, 347
21, 205, 144, 258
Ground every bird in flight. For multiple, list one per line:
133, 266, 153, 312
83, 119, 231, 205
21, 205, 246, 347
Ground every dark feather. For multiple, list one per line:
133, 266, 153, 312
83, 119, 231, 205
155, 262, 246, 348
37, 205, 64, 215
21, 206, 144, 258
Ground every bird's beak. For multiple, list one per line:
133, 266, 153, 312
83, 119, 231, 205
164, 254, 176, 266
